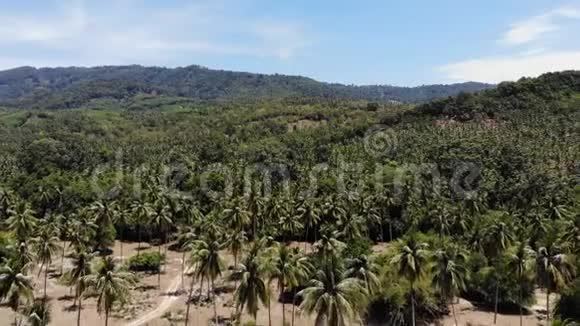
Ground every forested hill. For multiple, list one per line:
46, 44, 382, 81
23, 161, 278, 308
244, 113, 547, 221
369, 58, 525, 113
0, 65, 492, 109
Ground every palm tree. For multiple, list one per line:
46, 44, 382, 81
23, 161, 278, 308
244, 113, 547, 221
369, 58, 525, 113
230, 247, 270, 324
481, 216, 513, 324
313, 231, 346, 263
223, 196, 251, 232
507, 241, 535, 326
431, 244, 468, 326
88, 200, 117, 253
176, 225, 198, 290
534, 238, 576, 326
85, 256, 136, 326
31, 223, 61, 300
113, 206, 132, 261
6, 201, 38, 243
61, 245, 93, 326
226, 230, 247, 289
194, 235, 225, 324
25, 299, 51, 326
0, 258, 34, 326
295, 198, 320, 250
130, 198, 152, 255
149, 199, 173, 288
345, 254, 381, 296
391, 236, 430, 326
298, 257, 367, 326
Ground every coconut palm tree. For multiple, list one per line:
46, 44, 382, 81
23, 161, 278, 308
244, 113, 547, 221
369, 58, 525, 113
31, 223, 61, 300
88, 200, 117, 253
6, 201, 38, 243
230, 246, 270, 324
431, 244, 468, 326
184, 246, 202, 326
85, 256, 136, 326
176, 225, 198, 290
534, 237, 576, 326
298, 257, 367, 326
224, 196, 251, 232
345, 254, 381, 296
391, 236, 430, 326
194, 235, 225, 324
61, 245, 93, 326
25, 299, 51, 326
149, 199, 173, 288
130, 198, 152, 255
506, 241, 535, 326
112, 206, 132, 261
295, 198, 321, 251
0, 258, 34, 326
313, 231, 346, 264
481, 216, 513, 324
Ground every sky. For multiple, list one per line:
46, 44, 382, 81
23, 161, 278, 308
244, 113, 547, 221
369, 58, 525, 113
0, 0, 579, 86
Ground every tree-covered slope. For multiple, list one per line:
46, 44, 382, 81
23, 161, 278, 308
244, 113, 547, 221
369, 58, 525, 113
0, 65, 493, 109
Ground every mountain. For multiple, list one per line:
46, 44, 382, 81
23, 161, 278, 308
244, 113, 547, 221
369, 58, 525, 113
0, 65, 493, 109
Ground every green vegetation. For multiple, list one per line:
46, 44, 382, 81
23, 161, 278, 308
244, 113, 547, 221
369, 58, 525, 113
0, 71, 578, 325
0, 65, 493, 109
127, 252, 165, 272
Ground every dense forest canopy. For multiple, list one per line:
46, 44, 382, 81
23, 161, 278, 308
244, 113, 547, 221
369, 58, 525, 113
0, 70, 579, 326
0, 65, 493, 110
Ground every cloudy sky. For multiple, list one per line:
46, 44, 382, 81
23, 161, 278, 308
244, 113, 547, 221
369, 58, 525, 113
1, 0, 579, 85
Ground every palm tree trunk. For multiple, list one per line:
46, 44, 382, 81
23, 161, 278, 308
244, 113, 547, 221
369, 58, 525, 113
181, 250, 186, 290
61, 241, 67, 275
451, 298, 458, 326
268, 298, 272, 326
43, 264, 49, 299
546, 288, 550, 326
519, 285, 523, 326
292, 289, 297, 326
77, 295, 82, 326
198, 274, 205, 302
212, 278, 218, 324
158, 243, 162, 289
282, 284, 286, 326
389, 222, 393, 242
410, 279, 416, 326
137, 222, 142, 256
120, 229, 124, 261
493, 282, 499, 324
185, 266, 196, 326
105, 308, 109, 326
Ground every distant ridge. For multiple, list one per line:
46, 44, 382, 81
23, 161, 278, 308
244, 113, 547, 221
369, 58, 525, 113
0, 65, 494, 109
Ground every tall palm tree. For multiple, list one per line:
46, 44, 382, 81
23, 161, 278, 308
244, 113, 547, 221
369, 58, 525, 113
534, 238, 576, 326
431, 244, 468, 326
176, 225, 198, 290
226, 229, 247, 295
85, 256, 136, 326
223, 196, 251, 232
130, 198, 152, 255
298, 257, 367, 326
88, 200, 117, 253
31, 223, 61, 300
481, 217, 513, 324
149, 199, 173, 288
230, 247, 270, 324
194, 235, 225, 324
313, 232, 346, 263
266, 243, 303, 326
25, 299, 51, 326
61, 245, 93, 326
295, 198, 320, 250
6, 201, 38, 243
0, 258, 34, 326
391, 236, 430, 326
507, 241, 535, 326
345, 254, 381, 296
113, 206, 132, 261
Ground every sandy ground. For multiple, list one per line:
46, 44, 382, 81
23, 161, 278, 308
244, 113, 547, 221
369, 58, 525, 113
0, 240, 554, 326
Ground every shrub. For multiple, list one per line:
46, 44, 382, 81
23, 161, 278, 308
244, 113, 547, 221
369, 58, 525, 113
128, 252, 165, 272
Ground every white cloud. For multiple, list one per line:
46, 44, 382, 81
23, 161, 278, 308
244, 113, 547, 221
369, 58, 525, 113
501, 6, 580, 45
439, 51, 580, 83
0, 0, 311, 68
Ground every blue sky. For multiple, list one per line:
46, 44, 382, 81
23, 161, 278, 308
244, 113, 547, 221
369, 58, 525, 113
1, 0, 579, 85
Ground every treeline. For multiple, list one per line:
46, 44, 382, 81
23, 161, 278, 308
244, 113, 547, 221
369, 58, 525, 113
0, 65, 493, 109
